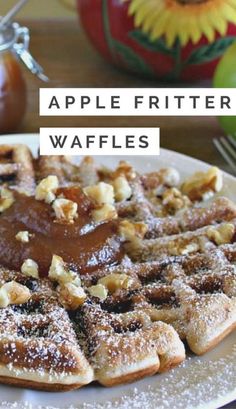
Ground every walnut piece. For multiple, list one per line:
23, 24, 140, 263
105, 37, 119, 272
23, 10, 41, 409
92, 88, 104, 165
88, 284, 108, 300
92, 204, 117, 223
113, 161, 136, 181
180, 242, 200, 255
207, 223, 234, 245
21, 259, 39, 279
113, 176, 132, 202
181, 167, 223, 201
141, 168, 180, 190
119, 220, 148, 242
58, 283, 86, 310
162, 187, 191, 214
98, 273, 134, 294
35, 175, 59, 204
0, 187, 14, 212
16, 231, 30, 243
52, 198, 78, 223
0, 281, 31, 308
48, 255, 81, 286
84, 182, 114, 205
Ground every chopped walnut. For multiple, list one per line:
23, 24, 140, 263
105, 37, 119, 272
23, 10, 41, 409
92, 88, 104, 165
142, 168, 180, 190
0, 187, 14, 212
180, 242, 200, 255
92, 204, 117, 223
98, 273, 134, 294
119, 220, 148, 242
222, 274, 236, 297
53, 198, 78, 223
58, 283, 86, 310
181, 167, 223, 202
21, 259, 39, 279
0, 288, 9, 308
166, 239, 200, 257
207, 223, 234, 245
84, 182, 114, 205
35, 175, 59, 204
88, 284, 108, 300
0, 281, 31, 308
161, 168, 180, 187
48, 255, 81, 286
15, 231, 30, 243
113, 161, 136, 181
113, 176, 132, 202
162, 187, 191, 214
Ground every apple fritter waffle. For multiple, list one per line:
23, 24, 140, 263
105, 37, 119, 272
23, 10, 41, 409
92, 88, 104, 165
91, 245, 236, 355
0, 268, 93, 391
0, 148, 235, 391
0, 145, 35, 194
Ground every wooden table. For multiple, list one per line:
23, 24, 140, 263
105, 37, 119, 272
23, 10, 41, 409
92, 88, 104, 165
7, 19, 235, 408
15, 19, 230, 173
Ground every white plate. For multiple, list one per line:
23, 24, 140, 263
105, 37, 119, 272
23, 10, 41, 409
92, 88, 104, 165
0, 134, 236, 409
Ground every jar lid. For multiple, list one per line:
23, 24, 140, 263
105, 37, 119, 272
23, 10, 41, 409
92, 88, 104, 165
0, 21, 48, 82
0, 24, 16, 51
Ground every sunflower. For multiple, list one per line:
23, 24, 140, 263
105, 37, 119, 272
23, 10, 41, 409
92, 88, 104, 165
122, 0, 236, 47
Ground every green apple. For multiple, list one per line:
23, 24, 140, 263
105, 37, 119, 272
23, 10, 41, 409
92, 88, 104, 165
213, 42, 236, 136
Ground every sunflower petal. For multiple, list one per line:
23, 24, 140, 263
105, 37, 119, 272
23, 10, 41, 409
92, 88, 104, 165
150, 9, 171, 41
221, 3, 236, 24
198, 12, 216, 42
126, 0, 236, 48
207, 5, 227, 36
165, 19, 179, 47
142, 3, 166, 33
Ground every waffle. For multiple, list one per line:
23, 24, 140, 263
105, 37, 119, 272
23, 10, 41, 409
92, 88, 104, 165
0, 145, 35, 194
76, 303, 185, 386
0, 268, 93, 391
0, 149, 235, 392
125, 217, 236, 261
93, 245, 236, 355
0, 266, 185, 390
38, 155, 99, 186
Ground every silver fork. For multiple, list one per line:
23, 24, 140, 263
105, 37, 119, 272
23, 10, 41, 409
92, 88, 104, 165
213, 135, 236, 174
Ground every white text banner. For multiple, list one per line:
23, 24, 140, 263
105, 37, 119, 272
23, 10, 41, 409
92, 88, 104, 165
40, 88, 236, 117
39, 127, 160, 156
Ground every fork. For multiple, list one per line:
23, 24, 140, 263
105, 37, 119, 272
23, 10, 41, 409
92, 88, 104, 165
213, 135, 236, 174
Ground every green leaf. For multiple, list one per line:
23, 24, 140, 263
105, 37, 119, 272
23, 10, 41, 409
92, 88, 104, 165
185, 36, 236, 66
102, 0, 115, 54
101, 1, 153, 76
112, 39, 153, 76
130, 30, 175, 56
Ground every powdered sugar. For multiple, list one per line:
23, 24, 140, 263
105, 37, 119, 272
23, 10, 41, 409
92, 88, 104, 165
0, 145, 235, 407
0, 340, 236, 408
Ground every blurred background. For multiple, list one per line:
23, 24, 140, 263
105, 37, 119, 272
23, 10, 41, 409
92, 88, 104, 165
0, 0, 236, 178
0, 0, 75, 19
0, 2, 235, 406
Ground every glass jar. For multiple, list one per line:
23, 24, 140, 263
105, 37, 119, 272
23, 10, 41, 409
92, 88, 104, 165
0, 22, 48, 134
0, 23, 27, 133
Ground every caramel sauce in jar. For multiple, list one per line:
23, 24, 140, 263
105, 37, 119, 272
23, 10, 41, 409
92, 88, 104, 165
0, 24, 29, 133
0, 50, 26, 133
0, 187, 123, 276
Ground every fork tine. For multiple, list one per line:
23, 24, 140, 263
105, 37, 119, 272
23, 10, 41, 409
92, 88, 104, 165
226, 134, 236, 150
213, 137, 236, 173
220, 136, 236, 161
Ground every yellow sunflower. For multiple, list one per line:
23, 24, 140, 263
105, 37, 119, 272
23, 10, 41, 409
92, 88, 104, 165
122, 0, 236, 47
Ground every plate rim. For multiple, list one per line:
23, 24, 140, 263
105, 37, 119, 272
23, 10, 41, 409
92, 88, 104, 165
1, 132, 236, 182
